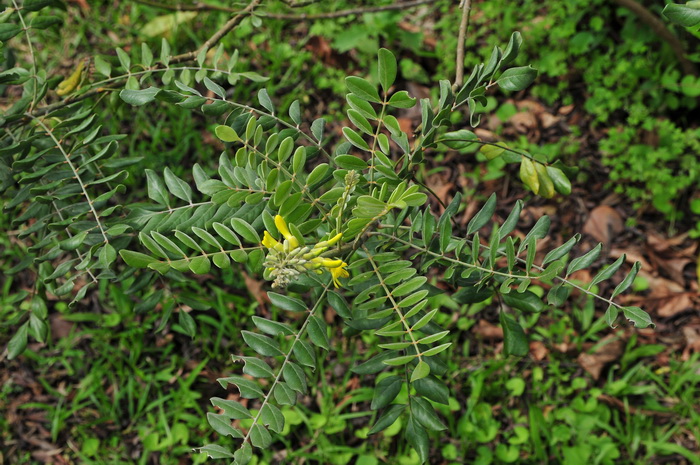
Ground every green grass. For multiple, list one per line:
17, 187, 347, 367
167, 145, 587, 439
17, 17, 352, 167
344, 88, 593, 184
2, 0, 700, 464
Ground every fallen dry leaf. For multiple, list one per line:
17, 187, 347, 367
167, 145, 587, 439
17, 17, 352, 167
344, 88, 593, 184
577, 335, 625, 380
583, 205, 624, 247
529, 341, 548, 360
682, 325, 700, 360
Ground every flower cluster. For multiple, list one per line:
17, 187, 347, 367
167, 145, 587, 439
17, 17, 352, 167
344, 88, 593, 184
262, 215, 349, 289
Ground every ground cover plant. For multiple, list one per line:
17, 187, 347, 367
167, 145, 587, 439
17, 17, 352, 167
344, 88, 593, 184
1, 1, 699, 464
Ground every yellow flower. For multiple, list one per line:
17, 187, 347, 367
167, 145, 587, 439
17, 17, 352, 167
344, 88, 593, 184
262, 231, 283, 252
274, 215, 299, 250
329, 263, 350, 288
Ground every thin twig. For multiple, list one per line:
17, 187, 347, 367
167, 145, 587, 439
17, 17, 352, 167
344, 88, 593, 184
453, 0, 472, 89
134, 0, 237, 13
12, 0, 38, 110
612, 0, 696, 76
265, 0, 437, 20
27, 114, 110, 245
169, 0, 262, 63
16, 1, 260, 122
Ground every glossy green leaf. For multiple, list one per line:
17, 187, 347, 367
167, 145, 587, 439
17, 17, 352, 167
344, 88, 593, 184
497, 66, 537, 91
307, 315, 330, 350
378, 48, 397, 91
346, 76, 381, 103
500, 312, 528, 356
283, 362, 307, 393
371, 376, 402, 410
368, 404, 406, 435
566, 243, 602, 276
268, 292, 306, 312
207, 413, 243, 438
242, 331, 284, 357
210, 397, 252, 419
611, 261, 641, 298
622, 306, 654, 329
502, 290, 545, 313
467, 193, 496, 235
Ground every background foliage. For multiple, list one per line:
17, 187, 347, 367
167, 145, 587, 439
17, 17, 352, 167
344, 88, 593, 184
1, 0, 699, 464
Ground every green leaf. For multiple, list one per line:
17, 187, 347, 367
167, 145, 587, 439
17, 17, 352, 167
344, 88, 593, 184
612, 261, 642, 298
663, 3, 700, 27
98, 244, 117, 268
500, 312, 528, 356
388, 90, 416, 108
622, 306, 654, 329
501, 31, 522, 65
199, 444, 234, 459
335, 154, 368, 170
467, 193, 497, 235
30, 16, 62, 29
0, 24, 23, 41
502, 290, 545, 313
239, 356, 275, 378
567, 243, 602, 276
233, 443, 253, 465
207, 413, 243, 438
230, 218, 260, 243
215, 125, 240, 142
293, 340, 316, 369
368, 404, 406, 435
217, 376, 264, 398
345, 76, 381, 103
414, 375, 449, 405
161, 167, 193, 202
590, 254, 626, 288
383, 354, 416, 366
410, 361, 431, 382
378, 48, 397, 92
249, 424, 272, 448
371, 376, 403, 410
421, 342, 451, 357
499, 200, 523, 240
242, 331, 284, 357
311, 117, 325, 141
343, 127, 370, 150
518, 215, 550, 254
546, 166, 571, 195
283, 362, 308, 393
178, 310, 196, 337
258, 88, 274, 113
145, 169, 169, 206
393, 277, 428, 297
542, 234, 580, 266
7, 323, 28, 360
260, 404, 285, 433
268, 292, 306, 312
252, 316, 295, 336
347, 109, 373, 135
274, 382, 297, 406
411, 308, 438, 332
23, 0, 55, 11
94, 56, 111, 77
188, 256, 211, 274
289, 100, 301, 125
405, 417, 429, 463
210, 397, 252, 419
605, 305, 619, 328
120, 87, 160, 106
410, 397, 446, 431
519, 157, 539, 194
352, 351, 399, 374
307, 315, 330, 350
497, 66, 538, 91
